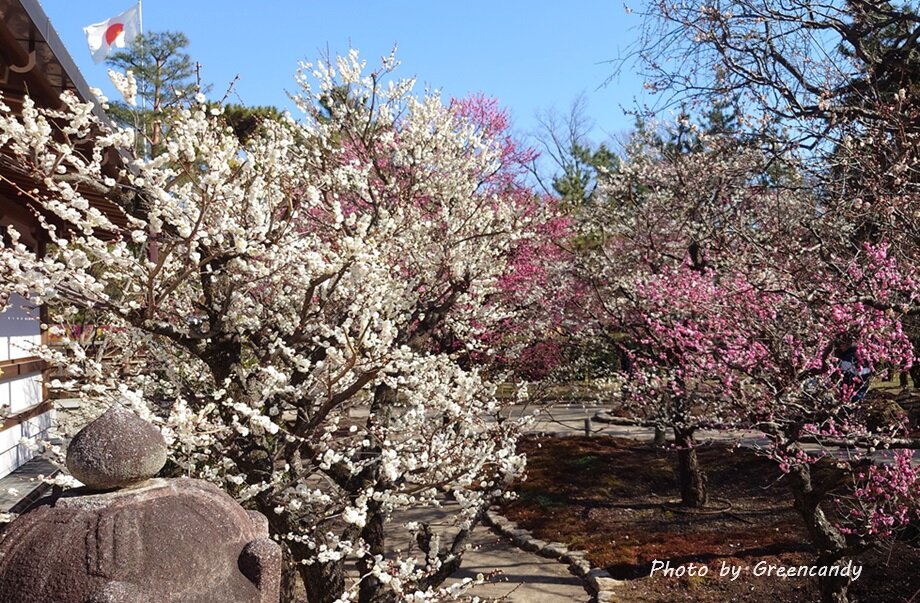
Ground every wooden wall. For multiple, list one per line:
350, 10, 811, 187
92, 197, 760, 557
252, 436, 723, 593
0, 198, 52, 479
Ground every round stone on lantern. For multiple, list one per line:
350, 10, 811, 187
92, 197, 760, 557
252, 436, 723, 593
65, 405, 168, 490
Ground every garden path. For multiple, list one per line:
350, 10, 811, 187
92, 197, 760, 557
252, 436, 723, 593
395, 499, 592, 602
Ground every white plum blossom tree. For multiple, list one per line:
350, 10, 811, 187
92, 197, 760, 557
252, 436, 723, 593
0, 52, 553, 603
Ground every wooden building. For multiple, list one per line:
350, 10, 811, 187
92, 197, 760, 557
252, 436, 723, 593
0, 0, 126, 491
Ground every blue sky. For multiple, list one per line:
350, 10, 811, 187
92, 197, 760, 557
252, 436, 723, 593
39, 1, 647, 150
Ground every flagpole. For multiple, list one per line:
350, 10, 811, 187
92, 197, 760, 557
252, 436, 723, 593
138, 0, 148, 157
139, 0, 144, 113
137, 0, 147, 113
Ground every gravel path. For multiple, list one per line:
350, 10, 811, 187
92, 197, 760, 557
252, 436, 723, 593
452, 529, 591, 602
393, 499, 592, 602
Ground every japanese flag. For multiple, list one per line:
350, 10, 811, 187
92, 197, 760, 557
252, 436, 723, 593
83, 4, 141, 64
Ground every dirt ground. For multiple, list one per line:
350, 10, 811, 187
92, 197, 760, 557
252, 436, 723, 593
499, 436, 920, 603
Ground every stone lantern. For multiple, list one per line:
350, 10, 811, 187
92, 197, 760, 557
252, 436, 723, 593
0, 405, 282, 603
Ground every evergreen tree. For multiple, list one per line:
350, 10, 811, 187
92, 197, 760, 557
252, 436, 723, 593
106, 31, 199, 156
221, 104, 284, 143
551, 141, 618, 206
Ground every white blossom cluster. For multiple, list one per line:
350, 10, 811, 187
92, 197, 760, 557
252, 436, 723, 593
0, 51, 537, 600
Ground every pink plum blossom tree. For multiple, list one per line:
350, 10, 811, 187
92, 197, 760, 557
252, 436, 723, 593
577, 127, 782, 507
580, 124, 920, 602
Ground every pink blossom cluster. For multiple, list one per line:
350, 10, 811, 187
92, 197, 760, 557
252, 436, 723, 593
836, 451, 920, 538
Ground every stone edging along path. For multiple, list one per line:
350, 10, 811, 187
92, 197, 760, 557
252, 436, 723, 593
482, 508, 623, 603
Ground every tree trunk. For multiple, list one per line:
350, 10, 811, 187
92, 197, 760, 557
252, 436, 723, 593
355, 385, 397, 603
654, 425, 667, 447
357, 501, 397, 603
264, 506, 347, 603
673, 427, 708, 507
788, 464, 851, 603
816, 560, 851, 603
298, 554, 346, 603
278, 542, 299, 603
415, 499, 490, 591
910, 361, 920, 390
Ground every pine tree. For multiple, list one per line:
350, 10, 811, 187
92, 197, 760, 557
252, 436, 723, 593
106, 31, 199, 156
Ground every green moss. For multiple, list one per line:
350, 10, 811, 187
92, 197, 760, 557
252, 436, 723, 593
568, 454, 601, 469
517, 490, 566, 509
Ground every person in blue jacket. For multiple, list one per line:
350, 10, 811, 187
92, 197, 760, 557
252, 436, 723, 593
834, 336, 872, 401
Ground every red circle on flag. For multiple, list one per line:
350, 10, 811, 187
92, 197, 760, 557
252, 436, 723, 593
104, 23, 124, 46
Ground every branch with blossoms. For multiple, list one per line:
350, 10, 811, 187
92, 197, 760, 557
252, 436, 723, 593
834, 450, 920, 540
0, 50, 560, 603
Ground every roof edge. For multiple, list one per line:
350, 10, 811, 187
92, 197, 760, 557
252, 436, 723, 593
20, 0, 111, 123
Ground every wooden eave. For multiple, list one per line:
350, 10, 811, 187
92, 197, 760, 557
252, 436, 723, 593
0, 0, 130, 235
